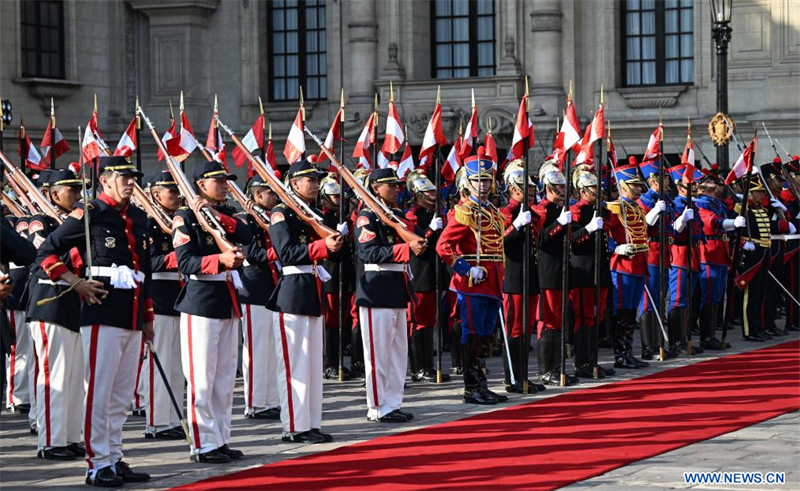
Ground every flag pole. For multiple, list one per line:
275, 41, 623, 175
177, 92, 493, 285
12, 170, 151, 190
50, 98, 56, 169
179, 91, 186, 172
658, 108, 668, 361
685, 118, 695, 355
0, 98, 4, 152
135, 96, 142, 174
299, 87, 306, 160
168, 99, 178, 173
19, 118, 26, 170
560, 81, 574, 387
593, 86, 604, 379
259, 97, 266, 165
372, 93, 379, 166
338, 87, 346, 382
433, 85, 443, 383
521, 77, 531, 393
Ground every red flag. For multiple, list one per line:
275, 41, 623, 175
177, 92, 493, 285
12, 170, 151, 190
419, 103, 448, 162
484, 133, 498, 166
352, 113, 376, 169
112, 117, 138, 158
19, 127, 45, 171
442, 136, 462, 184
396, 142, 415, 179
318, 107, 343, 163
283, 109, 305, 164
41, 125, 71, 163
507, 96, 530, 162
458, 107, 478, 160
725, 137, 757, 185
642, 126, 662, 164
205, 114, 227, 166
156, 118, 181, 162
381, 101, 404, 155
231, 114, 265, 168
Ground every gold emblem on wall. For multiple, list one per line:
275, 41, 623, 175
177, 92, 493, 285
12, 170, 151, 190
708, 113, 735, 146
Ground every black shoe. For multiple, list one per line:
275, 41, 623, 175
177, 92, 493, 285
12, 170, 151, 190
249, 407, 281, 420
310, 428, 334, 442
574, 366, 595, 378
67, 443, 86, 457
377, 410, 410, 423
786, 324, 800, 332
30, 427, 38, 436
689, 344, 704, 355
410, 369, 434, 382
282, 430, 327, 443
614, 353, 638, 369
324, 366, 351, 380
598, 365, 615, 376
641, 347, 654, 361
217, 444, 244, 460
451, 366, 463, 375
195, 449, 232, 463
85, 466, 124, 488
463, 387, 497, 405
772, 328, 789, 337
760, 331, 773, 340
540, 372, 562, 386
114, 461, 150, 482
630, 354, 649, 368
38, 446, 76, 461
145, 427, 186, 439
349, 362, 366, 378
395, 410, 414, 421
701, 337, 724, 350
505, 382, 523, 393
12, 403, 31, 415
130, 408, 146, 418
742, 335, 765, 342
481, 387, 507, 402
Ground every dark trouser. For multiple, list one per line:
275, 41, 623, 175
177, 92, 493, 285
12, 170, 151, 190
763, 249, 784, 332
739, 267, 769, 338
409, 327, 434, 375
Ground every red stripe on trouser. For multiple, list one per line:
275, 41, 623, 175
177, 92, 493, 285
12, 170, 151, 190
226, 281, 241, 318
278, 313, 295, 433
186, 316, 202, 449
133, 337, 145, 408
367, 308, 379, 407
84, 325, 100, 468
38, 321, 52, 447
7, 311, 15, 405
148, 353, 154, 426
245, 305, 254, 408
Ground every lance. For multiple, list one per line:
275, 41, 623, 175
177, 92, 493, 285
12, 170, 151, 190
684, 119, 695, 355
259, 97, 266, 165
135, 96, 142, 174
559, 82, 575, 387
19, 118, 26, 172
657, 110, 669, 359
338, 88, 346, 382
521, 78, 531, 393
434, 85, 444, 383
0, 98, 4, 153
592, 86, 605, 379
50, 98, 56, 169
762, 122, 800, 203
78, 126, 93, 280
90, 95, 97, 192
373, 93, 379, 166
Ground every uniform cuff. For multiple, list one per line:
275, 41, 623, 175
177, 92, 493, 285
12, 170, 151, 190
219, 214, 238, 234
452, 257, 470, 277
392, 243, 411, 263
41, 255, 68, 280
164, 251, 178, 270
202, 254, 221, 274
308, 239, 329, 261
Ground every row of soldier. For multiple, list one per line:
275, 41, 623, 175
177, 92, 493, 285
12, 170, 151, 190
1, 145, 798, 487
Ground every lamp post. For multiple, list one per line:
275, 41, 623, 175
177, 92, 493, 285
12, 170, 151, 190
710, 0, 733, 169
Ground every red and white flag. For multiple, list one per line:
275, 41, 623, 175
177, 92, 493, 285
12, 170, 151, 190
442, 136, 463, 184
484, 134, 498, 169
172, 111, 198, 162
264, 138, 279, 178
19, 128, 44, 171
376, 149, 391, 169
352, 112, 376, 169
283, 108, 305, 164
231, 114, 265, 168
112, 117, 138, 158
507, 96, 534, 162
419, 103, 448, 162
204, 115, 227, 166
381, 101, 404, 155
318, 107, 343, 163
725, 137, 757, 185
573, 124, 594, 167
156, 118, 181, 162
81, 112, 102, 163
642, 126, 662, 164
396, 142, 415, 179
458, 107, 478, 160
41, 125, 71, 163
681, 137, 695, 166
559, 99, 582, 153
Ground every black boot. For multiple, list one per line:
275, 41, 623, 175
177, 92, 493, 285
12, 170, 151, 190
573, 325, 594, 378
409, 329, 427, 381
324, 327, 339, 375
450, 323, 463, 374
538, 329, 556, 383
668, 307, 685, 355
614, 310, 638, 369
350, 325, 365, 377
640, 310, 657, 359
463, 335, 496, 404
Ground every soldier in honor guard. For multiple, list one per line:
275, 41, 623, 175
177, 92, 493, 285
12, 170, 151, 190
138, 171, 186, 439
36, 156, 152, 486
636, 157, 677, 360
666, 164, 705, 354
172, 160, 252, 463
347, 168, 371, 378
532, 162, 578, 386
267, 160, 343, 443
606, 162, 662, 369
695, 172, 745, 349
238, 174, 281, 419
24, 169, 86, 460
404, 170, 449, 383
498, 160, 544, 393
569, 170, 614, 379
783, 157, 800, 331
354, 167, 426, 422
437, 151, 508, 404
318, 173, 355, 380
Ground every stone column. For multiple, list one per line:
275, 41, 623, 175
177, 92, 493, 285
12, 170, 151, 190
347, 0, 378, 103
530, 0, 563, 99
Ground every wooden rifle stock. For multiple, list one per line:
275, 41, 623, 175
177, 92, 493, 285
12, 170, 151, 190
0, 150, 62, 224
308, 128, 423, 244
137, 108, 236, 252
1, 191, 25, 218
215, 116, 335, 239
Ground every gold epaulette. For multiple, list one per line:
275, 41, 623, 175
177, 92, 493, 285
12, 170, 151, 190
734, 203, 742, 215
454, 203, 474, 227
178, 205, 190, 211
606, 200, 622, 216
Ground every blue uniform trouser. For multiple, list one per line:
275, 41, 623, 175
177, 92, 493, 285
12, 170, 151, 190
638, 264, 660, 317
668, 266, 701, 312
457, 294, 500, 344
612, 272, 646, 315
699, 263, 728, 310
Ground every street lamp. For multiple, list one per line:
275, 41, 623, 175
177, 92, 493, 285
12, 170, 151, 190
710, 0, 733, 170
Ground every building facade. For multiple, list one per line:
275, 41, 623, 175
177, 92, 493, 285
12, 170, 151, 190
1, 0, 799, 177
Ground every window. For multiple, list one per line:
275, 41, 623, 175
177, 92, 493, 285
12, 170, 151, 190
21, 0, 65, 79
622, 0, 693, 87
432, 0, 495, 79
268, 0, 327, 102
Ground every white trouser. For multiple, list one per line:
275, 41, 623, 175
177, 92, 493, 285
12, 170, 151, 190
6, 310, 33, 409
132, 336, 147, 410
180, 313, 238, 455
27, 319, 39, 430
242, 304, 279, 414
273, 312, 323, 436
30, 320, 84, 449
82, 325, 142, 476
142, 315, 184, 433
359, 307, 408, 420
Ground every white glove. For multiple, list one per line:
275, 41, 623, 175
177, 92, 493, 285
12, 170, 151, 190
674, 208, 694, 233
585, 213, 603, 234
557, 209, 572, 226
469, 266, 485, 282
513, 210, 532, 230
614, 244, 634, 257
316, 265, 332, 283
743, 241, 756, 251
645, 200, 667, 226
336, 222, 349, 236
789, 222, 797, 235
428, 217, 443, 232
734, 215, 747, 228
771, 199, 787, 212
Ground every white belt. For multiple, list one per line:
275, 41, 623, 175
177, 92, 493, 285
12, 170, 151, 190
90, 266, 145, 282
772, 234, 800, 240
9, 262, 25, 270
188, 270, 243, 290
152, 272, 180, 281
243, 260, 251, 267
281, 264, 331, 282
364, 263, 405, 273
90, 266, 145, 290
38, 278, 70, 286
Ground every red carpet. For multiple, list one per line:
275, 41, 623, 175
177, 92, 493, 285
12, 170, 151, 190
174, 341, 800, 491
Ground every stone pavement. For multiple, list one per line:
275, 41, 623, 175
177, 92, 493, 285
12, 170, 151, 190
1, 324, 797, 491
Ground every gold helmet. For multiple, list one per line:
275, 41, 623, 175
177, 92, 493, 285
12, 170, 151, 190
455, 166, 468, 193
575, 171, 598, 191
539, 160, 565, 188
406, 169, 436, 194
352, 167, 370, 195
503, 159, 533, 190
572, 163, 594, 189
320, 172, 341, 196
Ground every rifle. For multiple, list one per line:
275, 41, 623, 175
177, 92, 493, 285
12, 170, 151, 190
215, 116, 335, 239
89, 130, 174, 235
4, 171, 38, 214
138, 107, 237, 252
762, 123, 800, 203
306, 126, 424, 244
1, 191, 25, 218
0, 150, 62, 224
